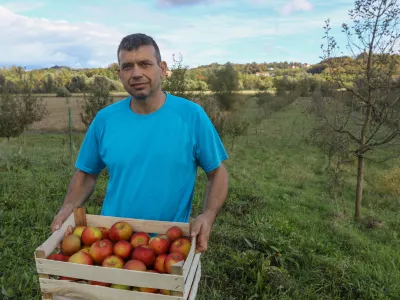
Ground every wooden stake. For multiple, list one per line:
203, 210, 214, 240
73, 207, 87, 227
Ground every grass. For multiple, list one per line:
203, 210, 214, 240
1, 95, 400, 299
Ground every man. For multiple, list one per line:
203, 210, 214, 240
51, 33, 229, 253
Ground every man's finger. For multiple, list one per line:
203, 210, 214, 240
191, 220, 202, 238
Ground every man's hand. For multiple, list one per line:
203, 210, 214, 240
51, 208, 72, 233
190, 211, 216, 253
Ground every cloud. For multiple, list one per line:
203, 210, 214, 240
0, 5, 124, 68
2, 1, 45, 13
157, 0, 211, 7
280, 0, 313, 15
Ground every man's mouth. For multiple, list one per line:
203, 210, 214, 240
130, 83, 148, 88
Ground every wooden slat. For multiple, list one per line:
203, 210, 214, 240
35, 250, 53, 300
40, 278, 184, 300
188, 261, 201, 300
86, 214, 191, 236
73, 207, 87, 227
170, 261, 184, 297
35, 259, 184, 291
183, 237, 196, 280
184, 253, 201, 299
35, 213, 75, 258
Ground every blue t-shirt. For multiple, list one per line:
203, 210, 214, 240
75, 92, 228, 223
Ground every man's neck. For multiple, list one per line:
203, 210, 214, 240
130, 90, 166, 115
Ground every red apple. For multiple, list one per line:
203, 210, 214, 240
61, 234, 81, 256
124, 259, 147, 271
72, 226, 86, 238
109, 222, 133, 242
113, 240, 133, 260
47, 253, 68, 262
154, 254, 167, 273
81, 226, 103, 246
131, 245, 156, 267
166, 226, 183, 242
149, 235, 170, 255
139, 270, 159, 293
102, 255, 124, 269
169, 237, 191, 258
164, 252, 185, 274
90, 239, 113, 265
88, 280, 111, 287
130, 231, 150, 248
97, 226, 110, 240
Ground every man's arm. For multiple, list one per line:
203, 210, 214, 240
50, 170, 99, 232
191, 163, 228, 252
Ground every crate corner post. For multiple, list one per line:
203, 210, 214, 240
35, 249, 53, 300
73, 206, 87, 227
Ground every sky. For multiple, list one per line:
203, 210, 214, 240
0, 0, 356, 70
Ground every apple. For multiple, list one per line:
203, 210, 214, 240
72, 226, 86, 238
59, 276, 77, 281
131, 245, 156, 267
164, 252, 185, 274
130, 231, 150, 248
166, 226, 183, 242
102, 255, 124, 269
124, 259, 147, 271
81, 226, 103, 245
61, 234, 81, 256
68, 251, 94, 265
169, 237, 191, 259
47, 253, 68, 262
160, 289, 171, 295
79, 245, 91, 254
97, 226, 110, 240
139, 270, 159, 293
153, 254, 167, 273
88, 280, 111, 287
109, 222, 133, 242
110, 284, 130, 290
149, 235, 170, 255
90, 239, 113, 265
113, 240, 133, 260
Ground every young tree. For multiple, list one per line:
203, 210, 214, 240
79, 76, 114, 129
317, 0, 400, 222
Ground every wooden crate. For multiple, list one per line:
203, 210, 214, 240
34, 207, 202, 300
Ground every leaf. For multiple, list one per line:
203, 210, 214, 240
244, 237, 254, 248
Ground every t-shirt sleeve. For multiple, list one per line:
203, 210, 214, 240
194, 106, 229, 173
75, 117, 106, 174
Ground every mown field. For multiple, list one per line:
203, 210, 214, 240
1, 93, 400, 299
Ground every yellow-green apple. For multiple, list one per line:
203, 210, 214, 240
97, 226, 110, 240
110, 284, 130, 290
68, 251, 94, 265
72, 226, 86, 238
166, 226, 183, 242
79, 245, 91, 254
131, 245, 156, 267
81, 226, 103, 245
130, 231, 150, 248
164, 252, 185, 274
160, 289, 171, 295
47, 253, 68, 262
149, 235, 170, 255
153, 254, 167, 273
88, 280, 111, 287
169, 237, 191, 258
138, 270, 159, 293
90, 239, 113, 265
102, 255, 124, 269
61, 234, 81, 256
124, 259, 147, 271
109, 222, 133, 242
113, 240, 133, 260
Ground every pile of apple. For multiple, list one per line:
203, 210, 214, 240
47, 221, 192, 294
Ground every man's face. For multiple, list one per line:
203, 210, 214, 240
117, 45, 166, 100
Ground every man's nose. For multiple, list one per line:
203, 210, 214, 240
130, 66, 142, 78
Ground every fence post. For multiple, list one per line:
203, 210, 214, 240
68, 107, 73, 153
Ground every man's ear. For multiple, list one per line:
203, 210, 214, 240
160, 61, 167, 80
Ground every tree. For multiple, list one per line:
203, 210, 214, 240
79, 76, 114, 129
316, 0, 400, 222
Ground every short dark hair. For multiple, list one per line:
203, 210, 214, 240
117, 33, 162, 64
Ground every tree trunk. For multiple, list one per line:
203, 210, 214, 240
355, 154, 365, 222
